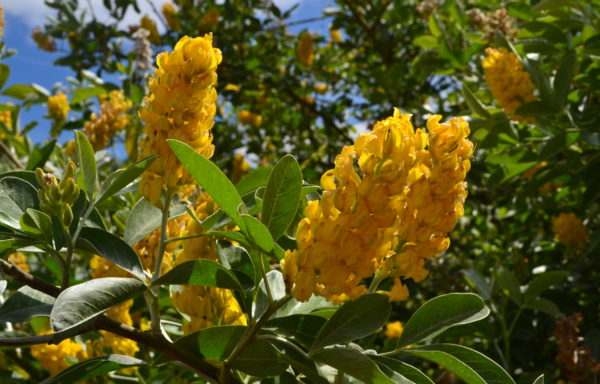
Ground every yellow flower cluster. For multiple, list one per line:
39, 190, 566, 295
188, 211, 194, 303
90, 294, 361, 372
0, 109, 11, 129
32, 27, 56, 52
298, 32, 314, 67
140, 15, 160, 44
162, 2, 180, 31
315, 84, 328, 95
172, 194, 247, 334
8, 252, 29, 272
384, 321, 404, 339
30, 331, 86, 376
139, 34, 222, 206
283, 110, 473, 303
238, 110, 262, 128
132, 216, 187, 275
83, 90, 132, 151
47, 92, 69, 122
329, 28, 343, 44
482, 47, 537, 120
552, 213, 588, 249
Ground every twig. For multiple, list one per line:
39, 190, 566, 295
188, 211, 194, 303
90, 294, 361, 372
0, 142, 22, 168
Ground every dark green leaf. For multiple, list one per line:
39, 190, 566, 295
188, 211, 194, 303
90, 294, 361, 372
217, 242, 255, 283
95, 156, 157, 204
233, 341, 287, 377
267, 314, 327, 347
524, 271, 568, 303
0, 286, 55, 322
20, 209, 53, 242
463, 85, 491, 119
312, 347, 394, 384
525, 297, 559, 317
373, 356, 435, 384
75, 130, 97, 198
0, 64, 9, 90
41, 355, 145, 384
397, 293, 489, 348
123, 197, 186, 246
197, 325, 247, 359
241, 214, 274, 252
168, 140, 246, 232
532, 374, 544, 384
312, 293, 391, 351
462, 270, 492, 301
26, 140, 56, 171
402, 344, 515, 384
51, 278, 145, 333
270, 339, 328, 384
495, 269, 521, 305
77, 227, 145, 281
261, 155, 302, 241
554, 53, 576, 109
152, 259, 245, 291
0, 177, 38, 229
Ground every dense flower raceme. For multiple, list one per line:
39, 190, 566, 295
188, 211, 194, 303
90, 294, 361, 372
384, 321, 404, 339
47, 92, 69, 122
32, 26, 56, 52
140, 15, 160, 44
552, 213, 588, 249
298, 31, 314, 68
139, 34, 222, 206
171, 193, 247, 334
283, 110, 473, 303
482, 47, 537, 120
83, 90, 132, 151
30, 331, 87, 376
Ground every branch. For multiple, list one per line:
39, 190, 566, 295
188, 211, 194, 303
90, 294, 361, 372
0, 258, 61, 297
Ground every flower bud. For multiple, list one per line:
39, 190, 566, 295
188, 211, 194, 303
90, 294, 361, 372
63, 205, 73, 226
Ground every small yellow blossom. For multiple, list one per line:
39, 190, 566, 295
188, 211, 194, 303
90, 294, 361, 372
140, 15, 160, 44
329, 28, 343, 44
482, 47, 537, 120
47, 92, 69, 122
139, 34, 221, 207
315, 84, 328, 94
224, 83, 241, 92
162, 2, 180, 31
30, 331, 86, 376
8, 252, 29, 272
32, 27, 56, 52
0, 109, 12, 129
298, 32, 314, 68
83, 90, 132, 151
231, 152, 250, 183
552, 213, 588, 249
238, 110, 262, 128
384, 321, 404, 339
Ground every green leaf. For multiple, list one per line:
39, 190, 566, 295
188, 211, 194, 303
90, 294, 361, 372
276, 295, 329, 318
241, 214, 274, 252
524, 271, 568, 303
0, 64, 9, 90
413, 35, 438, 49
462, 269, 492, 301
261, 155, 303, 241
463, 85, 491, 119
0, 286, 55, 322
525, 297, 559, 316
152, 259, 246, 291
77, 227, 145, 281
51, 278, 146, 333
270, 339, 328, 384
428, 14, 441, 37
312, 347, 394, 384
168, 140, 246, 232
495, 268, 521, 305
373, 356, 435, 384
267, 314, 327, 347
553, 53, 576, 109
532, 374, 544, 384
41, 355, 145, 384
95, 155, 157, 204
397, 293, 489, 348
208, 230, 252, 248
402, 344, 515, 384
123, 197, 186, 246
70, 87, 105, 104
26, 140, 56, 171
233, 341, 287, 377
236, 166, 273, 195
0, 238, 38, 252
75, 130, 97, 198
193, 325, 247, 359
0, 177, 38, 229
254, 270, 287, 318
20, 209, 53, 242
2, 84, 38, 100
312, 293, 391, 351
217, 242, 255, 283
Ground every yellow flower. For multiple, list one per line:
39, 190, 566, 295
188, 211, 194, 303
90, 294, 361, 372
47, 92, 69, 122
30, 331, 86, 376
329, 28, 343, 44
140, 15, 160, 44
237, 110, 262, 128
162, 2, 180, 31
32, 27, 56, 52
83, 90, 131, 151
552, 213, 588, 249
283, 110, 472, 303
482, 47, 537, 120
139, 34, 222, 207
315, 84, 328, 95
384, 321, 404, 339
298, 31, 314, 68
224, 83, 240, 92
8, 252, 29, 272
0, 109, 12, 130
231, 152, 250, 183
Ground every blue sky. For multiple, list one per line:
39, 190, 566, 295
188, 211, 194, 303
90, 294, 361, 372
1, 0, 333, 144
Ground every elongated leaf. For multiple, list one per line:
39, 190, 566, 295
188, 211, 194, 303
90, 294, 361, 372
463, 85, 491, 119
41, 355, 145, 384
0, 64, 9, 90
261, 155, 302, 241
373, 356, 435, 384
254, 270, 287, 318
0, 286, 55, 322
241, 214, 274, 252
51, 278, 146, 333
0, 177, 38, 229
208, 230, 252, 248
152, 259, 246, 291
402, 344, 515, 384
95, 155, 157, 204
236, 166, 273, 195
123, 197, 187, 246
75, 130, 97, 198
553, 53, 576, 109
312, 293, 391, 351
70, 86, 105, 104
197, 325, 247, 359
20, 209, 53, 242
495, 269, 521, 305
233, 341, 287, 377
0, 238, 38, 252
397, 293, 489, 348
26, 140, 56, 170
2, 84, 38, 100
77, 227, 145, 281
524, 271, 568, 303
267, 314, 327, 347
462, 269, 492, 301
217, 242, 255, 282
168, 140, 246, 232
270, 339, 328, 384
532, 374, 544, 384
312, 347, 394, 384
525, 297, 559, 316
